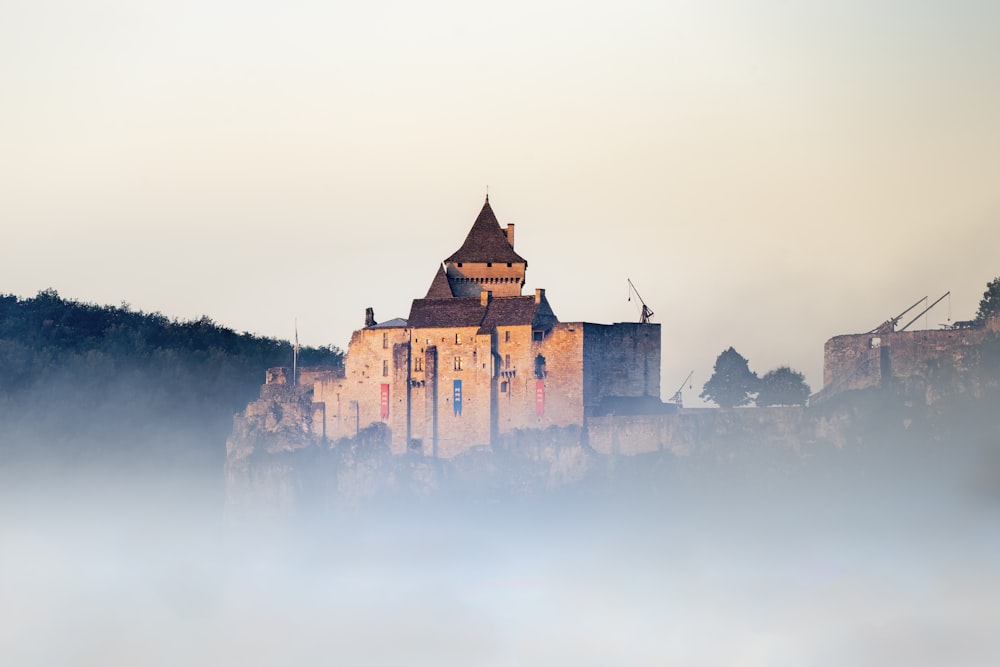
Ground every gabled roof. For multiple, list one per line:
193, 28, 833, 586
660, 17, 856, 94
407, 294, 559, 332
408, 298, 486, 329
477, 297, 536, 332
444, 197, 527, 265
424, 264, 454, 298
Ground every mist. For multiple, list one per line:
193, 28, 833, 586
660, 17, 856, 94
3, 420, 998, 667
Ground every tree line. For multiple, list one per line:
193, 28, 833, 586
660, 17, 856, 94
0, 289, 342, 472
699, 347, 810, 408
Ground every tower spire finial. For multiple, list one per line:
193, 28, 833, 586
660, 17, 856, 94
485, 185, 489, 203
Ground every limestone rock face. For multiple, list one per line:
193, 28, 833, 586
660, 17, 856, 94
225, 386, 323, 517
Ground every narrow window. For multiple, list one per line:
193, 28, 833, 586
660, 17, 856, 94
414, 357, 423, 372
486, 262, 492, 267
455, 332, 461, 344
504, 330, 510, 343
454, 356, 463, 371
505, 354, 510, 369
382, 332, 388, 349
382, 360, 389, 376
501, 381, 509, 393
533, 330, 543, 341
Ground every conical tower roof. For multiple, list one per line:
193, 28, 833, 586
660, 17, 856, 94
445, 197, 526, 264
424, 264, 454, 298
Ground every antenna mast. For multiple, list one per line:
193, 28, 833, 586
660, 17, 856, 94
293, 319, 299, 387
627, 278, 654, 324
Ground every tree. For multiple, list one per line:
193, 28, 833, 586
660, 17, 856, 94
756, 366, 811, 406
700, 347, 759, 408
975, 276, 1000, 325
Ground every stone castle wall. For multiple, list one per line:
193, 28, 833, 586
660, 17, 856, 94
586, 407, 814, 457
270, 318, 661, 459
583, 322, 660, 410
312, 326, 409, 443
512, 323, 585, 430
409, 326, 494, 457
817, 325, 994, 402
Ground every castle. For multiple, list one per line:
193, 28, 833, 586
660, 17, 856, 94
273, 197, 664, 458
227, 200, 1000, 513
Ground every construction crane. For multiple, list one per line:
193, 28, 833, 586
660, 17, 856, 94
669, 370, 694, 407
627, 278, 654, 324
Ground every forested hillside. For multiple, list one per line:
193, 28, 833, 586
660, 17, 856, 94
0, 289, 342, 479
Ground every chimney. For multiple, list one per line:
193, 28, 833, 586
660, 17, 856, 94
506, 223, 515, 248
365, 307, 376, 327
534, 288, 544, 304
481, 290, 492, 307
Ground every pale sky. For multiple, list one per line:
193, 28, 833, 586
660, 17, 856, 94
2, 0, 999, 404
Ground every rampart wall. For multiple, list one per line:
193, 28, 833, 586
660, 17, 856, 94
586, 407, 814, 457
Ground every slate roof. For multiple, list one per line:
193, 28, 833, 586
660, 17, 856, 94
424, 264, 454, 298
444, 197, 527, 265
476, 297, 536, 332
407, 294, 559, 333
366, 317, 408, 329
408, 298, 486, 329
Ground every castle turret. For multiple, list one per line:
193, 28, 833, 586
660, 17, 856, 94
442, 196, 527, 298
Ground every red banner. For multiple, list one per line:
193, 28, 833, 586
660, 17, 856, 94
380, 383, 390, 419
535, 380, 545, 417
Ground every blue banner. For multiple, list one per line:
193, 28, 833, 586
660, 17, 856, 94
453, 379, 462, 416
